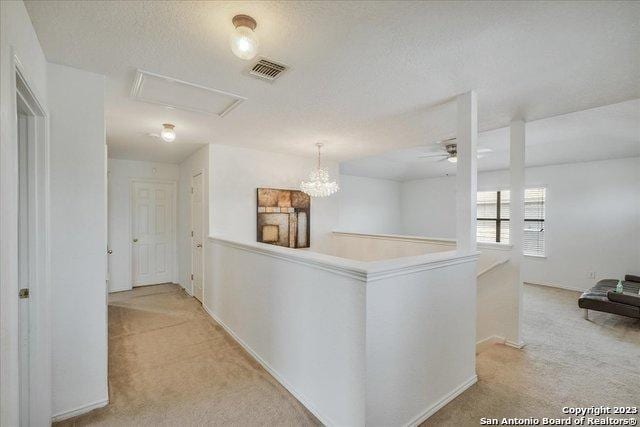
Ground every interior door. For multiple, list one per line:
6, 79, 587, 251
17, 110, 30, 426
132, 181, 174, 286
191, 173, 204, 302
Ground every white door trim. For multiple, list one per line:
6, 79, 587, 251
190, 170, 205, 299
1, 50, 52, 427
129, 178, 178, 287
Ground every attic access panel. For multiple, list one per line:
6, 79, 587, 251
130, 69, 246, 117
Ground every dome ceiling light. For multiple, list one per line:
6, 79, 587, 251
160, 123, 176, 142
300, 143, 340, 198
230, 14, 259, 60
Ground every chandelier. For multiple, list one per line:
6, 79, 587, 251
300, 143, 339, 197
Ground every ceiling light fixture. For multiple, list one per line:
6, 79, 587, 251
230, 14, 259, 60
300, 143, 339, 198
160, 123, 176, 142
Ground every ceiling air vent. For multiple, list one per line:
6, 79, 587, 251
249, 58, 288, 82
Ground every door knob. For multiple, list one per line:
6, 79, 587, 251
133, 238, 138, 243
107, 249, 113, 254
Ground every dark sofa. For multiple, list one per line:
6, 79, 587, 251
578, 275, 640, 319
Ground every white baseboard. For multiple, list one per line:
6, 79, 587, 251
201, 303, 335, 426
51, 398, 108, 422
405, 375, 478, 427
524, 281, 585, 293
505, 340, 526, 349
476, 335, 506, 353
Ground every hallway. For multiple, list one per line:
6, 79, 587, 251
57, 284, 319, 426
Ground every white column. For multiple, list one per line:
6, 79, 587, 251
456, 91, 478, 253
509, 120, 525, 347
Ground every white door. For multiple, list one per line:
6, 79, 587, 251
17, 111, 30, 426
132, 181, 174, 286
191, 173, 204, 302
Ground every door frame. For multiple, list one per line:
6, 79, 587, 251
190, 170, 205, 298
1, 51, 52, 426
128, 178, 178, 287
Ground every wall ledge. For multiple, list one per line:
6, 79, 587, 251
209, 236, 478, 283
332, 230, 513, 251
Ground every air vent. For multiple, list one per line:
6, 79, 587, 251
249, 58, 288, 82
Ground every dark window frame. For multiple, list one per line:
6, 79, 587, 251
477, 190, 545, 244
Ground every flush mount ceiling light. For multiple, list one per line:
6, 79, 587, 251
230, 14, 259, 60
300, 143, 339, 198
160, 123, 176, 142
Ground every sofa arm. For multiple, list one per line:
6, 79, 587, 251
608, 291, 640, 307
624, 274, 640, 283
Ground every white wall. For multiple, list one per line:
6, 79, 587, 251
0, 1, 51, 425
401, 157, 640, 290
206, 238, 367, 426
338, 174, 402, 235
366, 260, 477, 426
210, 144, 340, 253
401, 175, 457, 238
107, 159, 180, 292
177, 145, 209, 293
48, 63, 108, 418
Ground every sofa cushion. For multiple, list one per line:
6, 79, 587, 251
625, 274, 640, 283
608, 291, 640, 307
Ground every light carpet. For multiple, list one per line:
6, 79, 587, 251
57, 283, 639, 426
421, 283, 640, 426
56, 284, 319, 426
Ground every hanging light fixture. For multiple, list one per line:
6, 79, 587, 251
230, 14, 259, 60
160, 123, 176, 142
300, 143, 339, 197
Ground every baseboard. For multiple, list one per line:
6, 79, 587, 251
476, 335, 506, 353
524, 281, 585, 293
108, 285, 132, 293
405, 375, 478, 427
51, 398, 108, 422
505, 339, 526, 349
201, 303, 335, 426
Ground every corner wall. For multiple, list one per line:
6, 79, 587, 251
48, 63, 108, 419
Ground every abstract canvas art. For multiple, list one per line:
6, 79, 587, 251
257, 188, 310, 248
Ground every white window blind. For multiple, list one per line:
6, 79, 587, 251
476, 187, 546, 256
524, 187, 545, 256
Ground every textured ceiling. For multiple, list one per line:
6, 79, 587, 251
340, 99, 640, 181
24, 1, 640, 164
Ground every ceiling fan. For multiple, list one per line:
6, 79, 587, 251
418, 138, 492, 163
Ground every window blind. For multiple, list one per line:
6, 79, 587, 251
524, 187, 545, 256
475, 187, 546, 256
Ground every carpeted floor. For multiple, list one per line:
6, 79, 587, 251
421, 283, 640, 426
57, 283, 639, 426
56, 284, 319, 426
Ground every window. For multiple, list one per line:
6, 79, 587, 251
476, 188, 546, 256
523, 187, 545, 257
